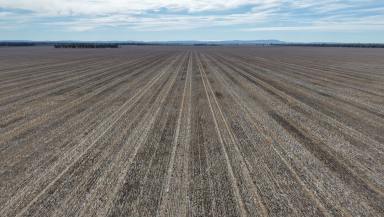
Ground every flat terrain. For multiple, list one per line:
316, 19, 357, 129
0, 46, 384, 217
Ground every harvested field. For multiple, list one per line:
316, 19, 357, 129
1, 46, 384, 217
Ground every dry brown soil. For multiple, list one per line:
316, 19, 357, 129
1, 46, 384, 216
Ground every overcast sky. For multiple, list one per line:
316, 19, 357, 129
1, 0, 384, 42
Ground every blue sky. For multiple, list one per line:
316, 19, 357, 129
0, 0, 384, 42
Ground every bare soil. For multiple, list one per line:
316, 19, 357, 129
1, 46, 384, 216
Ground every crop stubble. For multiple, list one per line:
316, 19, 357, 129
0, 46, 383, 216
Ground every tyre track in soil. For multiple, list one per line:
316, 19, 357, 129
0, 54, 169, 137
224, 48, 384, 84
76, 54, 187, 217
0, 53, 173, 167
58, 52, 185, 217
0, 52, 122, 86
185, 53, 241, 217
0, 53, 117, 81
0, 52, 184, 217
103, 52, 188, 217
197, 53, 268, 217
227, 52, 384, 110
0, 52, 170, 136
209, 52, 384, 157
0, 56, 124, 97
203, 53, 353, 216
0, 52, 161, 113
113, 53, 189, 217
0, 55, 150, 129
215, 54, 384, 136
0, 58, 92, 78
212, 53, 384, 154
213, 57, 384, 192
0, 49, 157, 95
156, 52, 192, 217
204, 52, 384, 216
0, 48, 134, 77
0, 53, 151, 120
220, 50, 384, 108
201, 53, 330, 217
13, 52, 188, 217
0, 53, 171, 147
1, 46, 383, 217
0, 53, 178, 206
222, 53, 384, 118
211, 53, 384, 189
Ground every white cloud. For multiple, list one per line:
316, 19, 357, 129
0, 0, 383, 32
243, 15, 384, 32
0, 0, 281, 16
0, 0, 280, 31
49, 11, 270, 32
242, 24, 383, 32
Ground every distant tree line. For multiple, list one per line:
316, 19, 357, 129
276, 43, 384, 48
54, 43, 119, 48
0, 42, 36, 47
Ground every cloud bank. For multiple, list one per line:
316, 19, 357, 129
0, 0, 383, 33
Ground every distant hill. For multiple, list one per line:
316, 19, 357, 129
143, 40, 285, 45
207, 40, 285, 45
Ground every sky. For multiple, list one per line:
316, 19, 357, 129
0, 0, 384, 42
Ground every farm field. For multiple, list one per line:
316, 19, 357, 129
0, 46, 384, 216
